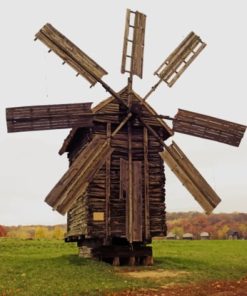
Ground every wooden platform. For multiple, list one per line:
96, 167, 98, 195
79, 244, 153, 266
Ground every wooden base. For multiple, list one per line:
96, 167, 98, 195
91, 245, 153, 266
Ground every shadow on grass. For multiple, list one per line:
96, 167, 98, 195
54, 254, 208, 272
154, 256, 208, 271
28, 253, 112, 272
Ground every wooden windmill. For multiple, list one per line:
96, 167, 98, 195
6, 9, 246, 265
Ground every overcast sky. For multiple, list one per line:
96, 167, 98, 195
0, 0, 246, 226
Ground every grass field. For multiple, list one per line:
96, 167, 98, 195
0, 238, 246, 295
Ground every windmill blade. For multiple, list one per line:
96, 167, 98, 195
154, 32, 206, 87
173, 109, 246, 147
36, 23, 129, 110
46, 113, 131, 215
160, 141, 221, 214
121, 9, 146, 78
6, 103, 93, 133
35, 23, 108, 86
45, 135, 114, 215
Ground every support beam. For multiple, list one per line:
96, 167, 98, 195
143, 127, 150, 240
105, 123, 111, 241
127, 78, 133, 243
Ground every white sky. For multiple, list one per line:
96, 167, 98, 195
0, 0, 246, 225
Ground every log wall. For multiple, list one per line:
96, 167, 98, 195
66, 95, 167, 241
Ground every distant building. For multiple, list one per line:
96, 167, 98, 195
183, 233, 194, 240
228, 231, 241, 240
200, 232, 210, 240
166, 232, 176, 240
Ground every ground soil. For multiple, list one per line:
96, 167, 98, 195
107, 276, 247, 296
122, 269, 189, 279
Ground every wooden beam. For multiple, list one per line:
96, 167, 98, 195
111, 113, 132, 137
105, 123, 111, 241
132, 161, 142, 241
121, 9, 131, 74
127, 80, 133, 243
143, 127, 150, 240
127, 120, 133, 243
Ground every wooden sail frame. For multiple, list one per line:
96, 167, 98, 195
36, 23, 108, 86
173, 109, 247, 147
121, 9, 146, 78
160, 141, 221, 214
45, 135, 114, 215
154, 32, 206, 87
6, 103, 93, 132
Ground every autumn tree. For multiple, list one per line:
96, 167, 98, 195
217, 225, 230, 239
52, 226, 65, 240
172, 226, 184, 238
0, 225, 6, 237
34, 226, 49, 239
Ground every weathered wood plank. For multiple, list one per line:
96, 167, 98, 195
121, 10, 146, 78
160, 141, 221, 214
36, 23, 108, 86
6, 103, 93, 132
105, 123, 111, 239
131, 11, 146, 78
154, 32, 206, 87
121, 9, 131, 74
143, 127, 150, 240
173, 109, 246, 147
65, 120, 166, 241
120, 158, 128, 201
132, 161, 142, 241
45, 135, 114, 215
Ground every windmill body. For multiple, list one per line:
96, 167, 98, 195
60, 87, 172, 247
5, 9, 246, 265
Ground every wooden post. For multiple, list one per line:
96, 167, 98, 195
143, 256, 153, 266
105, 123, 111, 241
127, 121, 133, 243
143, 127, 150, 240
127, 78, 133, 243
128, 256, 136, 266
112, 257, 120, 266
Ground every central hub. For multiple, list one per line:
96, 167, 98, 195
130, 102, 142, 117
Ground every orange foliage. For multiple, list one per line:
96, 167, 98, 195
167, 212, 247, 239
0, 225, 7, 237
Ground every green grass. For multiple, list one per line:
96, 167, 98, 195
153, 240, 247, 282
0, 238, 246, 295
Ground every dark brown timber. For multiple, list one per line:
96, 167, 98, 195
173, 109, 246, 147
6, 103, 93, 132
160, 141, 221, 214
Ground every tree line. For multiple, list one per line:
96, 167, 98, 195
167, 212, 247, 239
1, 212, 247, 240
0, 224, 65, 240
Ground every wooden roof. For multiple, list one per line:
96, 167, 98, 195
59, 87, 173, 155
